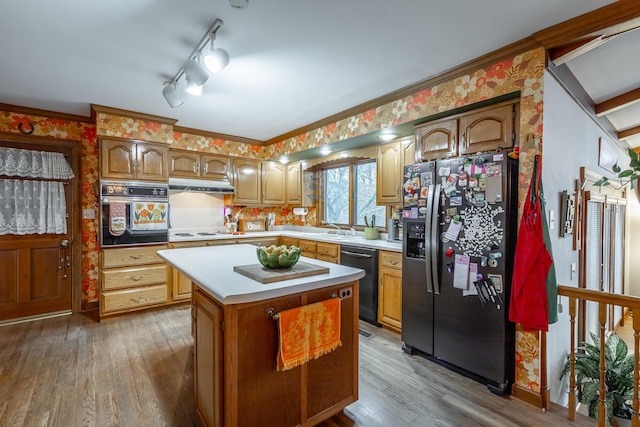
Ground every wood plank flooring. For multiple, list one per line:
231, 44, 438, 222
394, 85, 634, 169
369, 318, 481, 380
0, 307, 594, 427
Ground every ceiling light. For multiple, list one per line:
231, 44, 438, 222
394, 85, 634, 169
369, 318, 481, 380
162, 19, 227, 107
378, 133, 397, 141
319, 148, 332, 155
162, 82, 183, 108
203, 35, 230, 73
279, 156, 289, 164
186, 77, 203, 96
229, 0, 249, 9
183, 56, 209, 87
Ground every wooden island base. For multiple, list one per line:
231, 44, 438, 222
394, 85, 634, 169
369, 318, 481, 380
193, 280, 359, 427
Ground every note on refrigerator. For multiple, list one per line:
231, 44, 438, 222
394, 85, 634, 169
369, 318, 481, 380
444, 219, 462, 241
463, 263, 479, 296
453, 254, 470, 289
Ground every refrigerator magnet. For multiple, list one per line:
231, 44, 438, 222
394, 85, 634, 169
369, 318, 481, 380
487, 274, 503, 292
450, 196, 462, 206
444, 219, 462, 241
446, 207, 458, 216
420, 186, 429, 198
468, 176, 478, 188
438, 166, 450, 176
458, 172, 468, 187
421, 172, 432, 186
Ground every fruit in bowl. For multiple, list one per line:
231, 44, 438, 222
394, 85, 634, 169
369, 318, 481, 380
257, 245, 301, 269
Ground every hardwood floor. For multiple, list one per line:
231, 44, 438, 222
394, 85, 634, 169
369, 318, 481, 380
0, 307, 593, 427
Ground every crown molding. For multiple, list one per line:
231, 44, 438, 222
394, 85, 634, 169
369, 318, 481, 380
173, 125, 266, 146
0, 102, 91, 123
91, 104, 178, 125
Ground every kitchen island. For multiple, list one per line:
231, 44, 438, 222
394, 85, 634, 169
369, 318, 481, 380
158, 244, 365, 427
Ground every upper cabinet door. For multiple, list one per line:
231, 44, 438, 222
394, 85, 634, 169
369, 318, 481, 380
201, 155, 231, 182
136, 143, 169, 181
100, 139, 137, 180
233, 159, 261, 205
415, 119, 458, 161
458, 103, 515, 155
401, 139, 416, 166
169, 151, 200, 178
376, 141, 402, 204
262, 161, 286, 206
285, 162, 302, 205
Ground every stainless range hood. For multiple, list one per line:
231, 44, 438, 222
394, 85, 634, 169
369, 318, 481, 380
168, 177, 235, 194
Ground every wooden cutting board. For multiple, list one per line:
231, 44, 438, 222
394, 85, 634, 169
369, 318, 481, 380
233, 261, 330, 284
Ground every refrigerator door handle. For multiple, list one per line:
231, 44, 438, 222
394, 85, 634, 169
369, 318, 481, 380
424, 183, 435, 293
431, 183, 441, 295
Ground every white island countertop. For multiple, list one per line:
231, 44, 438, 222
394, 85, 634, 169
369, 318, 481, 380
158, 244, 365, 305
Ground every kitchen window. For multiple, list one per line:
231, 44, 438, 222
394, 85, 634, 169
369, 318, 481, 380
321, 160, 386, 228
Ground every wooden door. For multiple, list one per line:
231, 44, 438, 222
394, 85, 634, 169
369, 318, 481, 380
458, 102, 515, 155
285, 162, 302, 205
233, 159, 261, 205
262, 161, 286, 205
136, 142, 168, 181
169, 150, 200, 178
376, 141, 401, 204
100, 138, 136, 180
201, 154, 231, 182
378, 251, 402, 333
0, 140, 76, 322
415, 119, 458, 161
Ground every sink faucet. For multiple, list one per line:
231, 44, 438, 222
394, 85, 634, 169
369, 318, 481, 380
323, 221, 344, 234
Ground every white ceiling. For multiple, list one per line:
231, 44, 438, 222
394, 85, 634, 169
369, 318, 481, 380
0, 0, 629, 143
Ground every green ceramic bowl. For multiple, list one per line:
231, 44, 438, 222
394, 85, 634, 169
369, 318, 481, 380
256, 245, 302, 269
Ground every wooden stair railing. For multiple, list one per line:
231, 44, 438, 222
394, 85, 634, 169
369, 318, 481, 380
558, 285, 640, 427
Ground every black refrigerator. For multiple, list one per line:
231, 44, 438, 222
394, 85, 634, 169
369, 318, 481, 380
401, 150, 517, 395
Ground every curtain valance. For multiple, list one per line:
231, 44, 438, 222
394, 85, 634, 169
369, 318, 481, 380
0, 147, 74, 180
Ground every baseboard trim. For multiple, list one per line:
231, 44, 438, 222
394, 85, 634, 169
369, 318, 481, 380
82, 300, 98, 312
511, 384, 543, 409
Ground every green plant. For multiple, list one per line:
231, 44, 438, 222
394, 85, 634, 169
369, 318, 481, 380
560, 333, 634, 424
594, 148, 640, 188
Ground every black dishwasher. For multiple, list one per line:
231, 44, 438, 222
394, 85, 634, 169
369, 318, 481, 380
340, 245, 380, 326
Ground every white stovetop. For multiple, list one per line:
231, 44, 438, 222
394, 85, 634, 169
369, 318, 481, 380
157, 244, 365, 304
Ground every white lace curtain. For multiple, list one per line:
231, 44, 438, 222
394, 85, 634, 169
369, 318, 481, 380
0, 179, 67, 235
0, 147, 74, 179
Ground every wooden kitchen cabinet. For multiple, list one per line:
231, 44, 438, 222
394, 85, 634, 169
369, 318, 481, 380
100, 138, 169, 181
279, 236, 299, 247
376, 141, 402, 204
169, 149, 231, 181
416, 99, 517, 162
285, 162, 303, 205
415, 118, 458, 162
378, 250, 402, 333
232, 158, 261, 205
298, 239, 317, 258
100, 245, 169, 317
262, 161, 286, 205
316, 242, 340, 264
193, 289, 224, 427
401, 138, 416, 166
458, 102, 515, 155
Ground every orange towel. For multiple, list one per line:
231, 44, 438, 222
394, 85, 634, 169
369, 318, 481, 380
276, 297, 341, 371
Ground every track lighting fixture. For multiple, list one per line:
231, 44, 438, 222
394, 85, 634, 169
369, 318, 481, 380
162, 19, 229, 108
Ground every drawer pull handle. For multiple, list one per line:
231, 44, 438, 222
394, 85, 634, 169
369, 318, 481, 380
389, 260, 398, 265
130, 297, 143, 302
129, 275, 144, 281
130, 255, 143, 260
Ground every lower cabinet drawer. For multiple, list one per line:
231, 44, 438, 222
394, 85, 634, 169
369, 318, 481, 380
101, 284, 168, 314
316, 243, 339, 258
102, 265, 167, 290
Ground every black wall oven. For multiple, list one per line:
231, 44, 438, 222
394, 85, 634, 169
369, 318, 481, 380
100, 180, 169, 247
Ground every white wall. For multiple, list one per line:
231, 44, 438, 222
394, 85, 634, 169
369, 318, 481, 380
541, 70, 630, 405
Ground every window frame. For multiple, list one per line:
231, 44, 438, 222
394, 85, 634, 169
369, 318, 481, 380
317, 158, 389, 230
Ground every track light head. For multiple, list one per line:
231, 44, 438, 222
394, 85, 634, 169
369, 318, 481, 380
183, 57, 209, 86
162, 82, 184, 108
204, 47, 230, 73
186, 77, 203, 96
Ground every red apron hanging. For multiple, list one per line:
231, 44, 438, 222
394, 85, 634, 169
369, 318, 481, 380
509, 155, 553, 331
